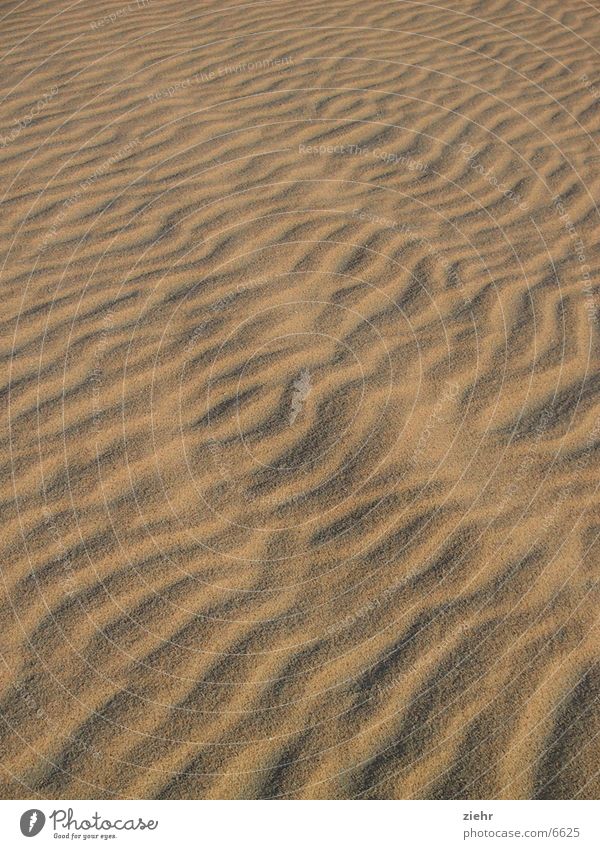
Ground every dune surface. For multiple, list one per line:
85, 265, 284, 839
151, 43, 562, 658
1, 0, 600, 799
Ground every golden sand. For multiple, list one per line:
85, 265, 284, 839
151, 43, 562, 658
1, 0, 600, 799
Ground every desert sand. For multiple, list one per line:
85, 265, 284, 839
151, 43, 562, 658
1, 0, 600, 799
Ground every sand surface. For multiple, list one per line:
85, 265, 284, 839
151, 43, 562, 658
2, 0, 600, 799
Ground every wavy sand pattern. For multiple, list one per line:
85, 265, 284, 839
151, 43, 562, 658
1, 0, 600, 799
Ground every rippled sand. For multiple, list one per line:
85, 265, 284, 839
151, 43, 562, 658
2, 0, 600, 799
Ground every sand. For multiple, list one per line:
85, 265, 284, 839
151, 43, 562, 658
1, 0, 600, 799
